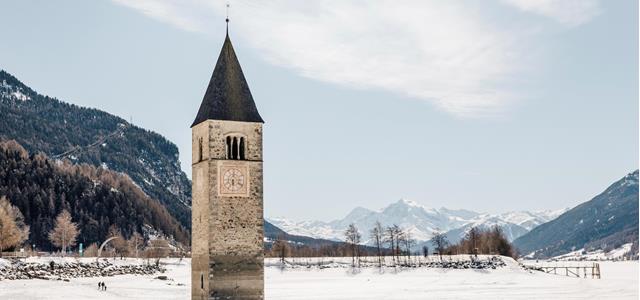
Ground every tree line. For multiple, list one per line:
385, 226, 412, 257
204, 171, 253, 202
0, 139, 188, 252
0, 69, 192, 230
267, 221, 516, 266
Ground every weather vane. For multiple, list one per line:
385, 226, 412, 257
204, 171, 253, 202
225, 2, 230, 33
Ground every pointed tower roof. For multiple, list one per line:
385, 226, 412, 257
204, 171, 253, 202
191, 33, 264, 127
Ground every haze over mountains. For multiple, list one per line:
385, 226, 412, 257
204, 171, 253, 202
268, 199, 566, 244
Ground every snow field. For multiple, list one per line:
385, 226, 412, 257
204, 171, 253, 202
0, 257, 637, 299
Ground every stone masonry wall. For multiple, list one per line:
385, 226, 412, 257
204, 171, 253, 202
192, 120, 264, 300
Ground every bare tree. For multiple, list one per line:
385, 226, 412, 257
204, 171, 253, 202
402, 229, 415, 265
422, 245, 429, 257
369, 221, 384, 267
344, 223, 361, 267
48, 210, 79, 256
107, 225, 127, 259
128, 231, 144, 259
384, 225, 397, 265
392, 225, 403, 263
465, 226, 481, 256
271, 234, 289, 264
431, 230, 449, 261
144, 238, 170, 266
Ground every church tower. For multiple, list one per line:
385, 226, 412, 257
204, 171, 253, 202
191, 27, 264, 300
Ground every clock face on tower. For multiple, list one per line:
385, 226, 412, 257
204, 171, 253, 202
223, 168, 245, 192
218, 164, 250, 196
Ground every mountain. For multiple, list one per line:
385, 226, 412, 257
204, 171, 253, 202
0, 70, 191, 229
436, 209, 567, 245
513, 170, 639, 258
0, 140, 189, 250
268, 199, 563, 244
0, 69, 307, 250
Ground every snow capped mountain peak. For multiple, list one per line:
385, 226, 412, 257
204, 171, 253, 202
268, 199, 567, 244
622, 170, 638, 187
397, 198, 422, 207
342, 206, 374, 221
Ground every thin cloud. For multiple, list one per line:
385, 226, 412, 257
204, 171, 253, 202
501, 0, 601, 27
112, 0, 598, 118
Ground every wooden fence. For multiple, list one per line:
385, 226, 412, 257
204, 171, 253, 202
523, 263, 601, 279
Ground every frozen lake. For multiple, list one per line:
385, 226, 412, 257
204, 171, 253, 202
0, 257, 637, 299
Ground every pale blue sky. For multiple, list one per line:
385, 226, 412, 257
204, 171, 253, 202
0, 0, 637, 221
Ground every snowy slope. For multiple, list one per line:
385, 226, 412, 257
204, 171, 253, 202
548, 243, 637, 261
268, 199, 565, 243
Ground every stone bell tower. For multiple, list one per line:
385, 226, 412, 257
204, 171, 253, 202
191, 26, 264, 300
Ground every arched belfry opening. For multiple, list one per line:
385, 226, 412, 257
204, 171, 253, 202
226, 135, 246, 160
198, 137, 203, 162
239, 137, 245, 160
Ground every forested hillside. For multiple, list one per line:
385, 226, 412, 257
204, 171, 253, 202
0, 140, 188, 250
0, 70, 191, 229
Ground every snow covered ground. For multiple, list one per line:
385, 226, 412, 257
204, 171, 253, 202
549, 243, 636, 261
0, 256, 637, 299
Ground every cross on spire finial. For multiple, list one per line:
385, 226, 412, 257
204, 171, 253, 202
225, 2, 230, 34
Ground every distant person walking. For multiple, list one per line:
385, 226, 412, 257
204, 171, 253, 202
98, 282, 101, 290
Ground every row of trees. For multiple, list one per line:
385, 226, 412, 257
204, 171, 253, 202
351, 222, 418, 267
0, 140, 188, 250
1, 199, 176, 263
268, 222, 518, 267
344, 222, 517, 266
444, 226, 516, 258
0, 70, 193, 230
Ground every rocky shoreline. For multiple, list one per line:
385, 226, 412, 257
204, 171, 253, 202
0, 259, 165, 281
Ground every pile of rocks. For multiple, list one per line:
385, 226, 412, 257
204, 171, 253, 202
272, 255, 507, 270
416, 256, 507, 269
0, 259, 165, 281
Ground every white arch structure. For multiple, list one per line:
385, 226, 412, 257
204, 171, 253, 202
96, 236, 121, 262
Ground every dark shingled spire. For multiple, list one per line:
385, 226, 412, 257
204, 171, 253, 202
191, 33, 264, 127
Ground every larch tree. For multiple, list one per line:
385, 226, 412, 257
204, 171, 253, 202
0, 196, 29, 255
0, 203, 21, 256
145, 238, 170, 266
107, 225, 127, 259
84, 242, 99, 257
128, 231, 144, 259
48, 210, 79, 255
